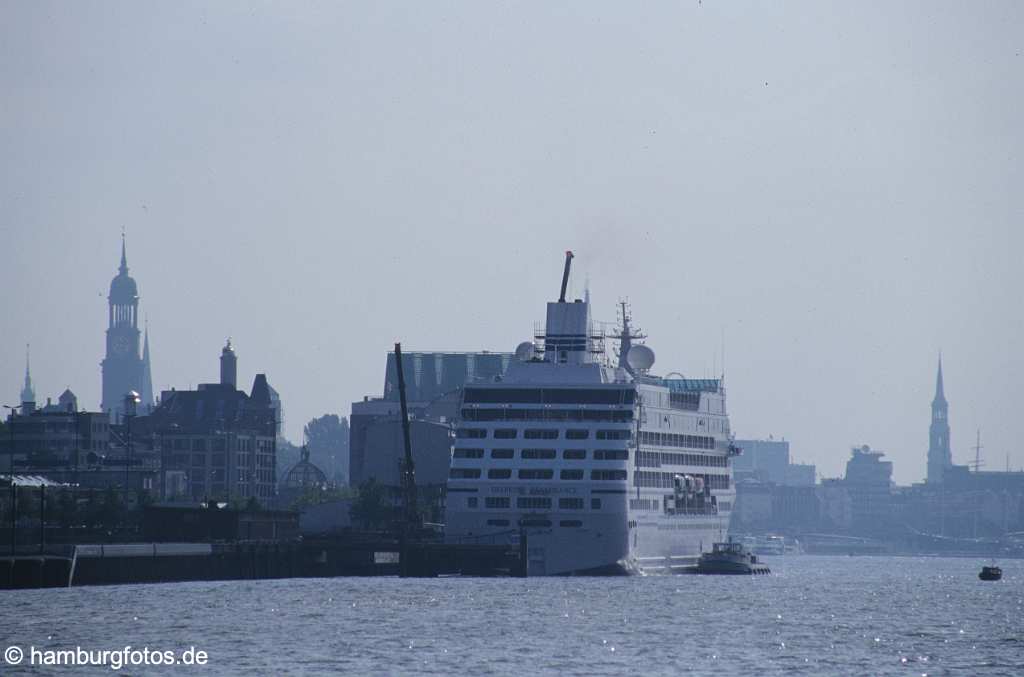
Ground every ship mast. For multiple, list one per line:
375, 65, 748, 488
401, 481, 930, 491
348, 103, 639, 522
970, 428, 984, 472
613, 300, 646, 374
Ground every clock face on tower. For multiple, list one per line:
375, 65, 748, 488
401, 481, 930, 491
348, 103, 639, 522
114, 336, 130, 354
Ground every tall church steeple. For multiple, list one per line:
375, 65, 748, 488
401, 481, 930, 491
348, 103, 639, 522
140, 321, 154, 409
119, 234, 129, 275
927, 353, 952, 483
934, 353, 946, 405
101, 237, 145, 420
20, 343, 35, 409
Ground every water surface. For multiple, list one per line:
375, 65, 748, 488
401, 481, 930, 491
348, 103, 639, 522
2, 556, 1021, 675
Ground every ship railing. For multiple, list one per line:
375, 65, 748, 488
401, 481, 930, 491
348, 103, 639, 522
664, 507, 719, 516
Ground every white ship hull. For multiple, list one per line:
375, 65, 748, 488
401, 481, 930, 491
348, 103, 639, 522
631, 512, 732, 574
447, 507, 730, 575
447, 510, 631, 575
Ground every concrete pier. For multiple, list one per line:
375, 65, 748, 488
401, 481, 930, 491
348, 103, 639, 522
1, 538, 524, 590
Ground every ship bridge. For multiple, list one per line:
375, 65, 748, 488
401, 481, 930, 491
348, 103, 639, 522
659, 378, 723, 412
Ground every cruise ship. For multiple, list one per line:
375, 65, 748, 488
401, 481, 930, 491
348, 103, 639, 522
445, 252, 738, 575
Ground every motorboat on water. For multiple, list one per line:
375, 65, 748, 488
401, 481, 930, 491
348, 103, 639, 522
695, 539, 770, 575
979, 565, 1002, 581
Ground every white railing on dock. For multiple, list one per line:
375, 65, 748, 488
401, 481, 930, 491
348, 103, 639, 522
72, 543, 213, 559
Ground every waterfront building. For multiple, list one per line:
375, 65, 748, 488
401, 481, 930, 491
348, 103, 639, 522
360, 418, 453, 521
101, 238, 154, 419
771, 484, 821, 529
806, 447, 893, 537
944, 465, 1024, 493
902, 465, 1024, 538
349, 351, 511, 486
895, 479, 1024, 541
732, 480, 822, 533
132, 341, 278, 504
2, 390, 111, 470
817, 478, 853, 530
268, 382, 284, 440
843, 445, 894, 532
732, 438, 788, 483
382, 351, 512, 404
1, 388, 163, 494
733, 437, 816, 486
732, 481, 773, 529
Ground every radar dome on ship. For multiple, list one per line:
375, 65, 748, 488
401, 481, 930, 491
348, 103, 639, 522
626, 344, 655, 372
515, 341, 536, 361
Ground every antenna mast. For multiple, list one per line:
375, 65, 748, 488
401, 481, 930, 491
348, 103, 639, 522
612, 299, 646, 373
721, 326, 726, 377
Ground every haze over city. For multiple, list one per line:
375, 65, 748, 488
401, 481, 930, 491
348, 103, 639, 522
2, 1, 1021, 484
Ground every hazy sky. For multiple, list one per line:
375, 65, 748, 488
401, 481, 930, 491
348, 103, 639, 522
2, 1, 1021, 484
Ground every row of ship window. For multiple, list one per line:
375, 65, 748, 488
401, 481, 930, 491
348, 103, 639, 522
633, 471, 731, 490
461, 409, 633, 423
455, 430, 720, 452
630, 498, 660, 511
628, 498, 733, 511
453, 448, 628, 460
451, 468, 628, 481
452, 447, 726, 467
457, 428, 632, 440
485, 519, 584, 528
637, 431, 716, 450
464, 387, 636, 405
635, 451, 728, 468
469, 496, 602, 511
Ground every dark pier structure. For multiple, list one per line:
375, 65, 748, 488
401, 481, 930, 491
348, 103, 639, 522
2, 535, 524, 590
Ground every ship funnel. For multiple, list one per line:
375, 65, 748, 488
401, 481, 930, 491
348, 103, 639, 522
558, 250, 574, 303
542, 251, 595, 365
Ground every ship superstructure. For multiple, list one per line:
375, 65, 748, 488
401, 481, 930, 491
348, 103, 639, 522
445, 252, 737, 575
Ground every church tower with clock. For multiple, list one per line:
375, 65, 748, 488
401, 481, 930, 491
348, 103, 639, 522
101, 237, 154, 419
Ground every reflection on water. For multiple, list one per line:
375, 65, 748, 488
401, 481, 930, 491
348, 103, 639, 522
3, 556, 1022, 675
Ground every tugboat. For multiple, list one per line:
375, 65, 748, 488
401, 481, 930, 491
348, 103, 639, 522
979, 565, 1002, 581
696, 539, 771, 575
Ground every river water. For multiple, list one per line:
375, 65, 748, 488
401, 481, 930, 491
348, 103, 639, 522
2, 555, 1021, 675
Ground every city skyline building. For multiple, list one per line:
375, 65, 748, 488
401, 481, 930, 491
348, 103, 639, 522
133, 340, 278, 503
843, 444, 894, 531
350, 350, 511, 486
732, 437, 816, 486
